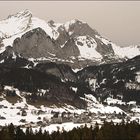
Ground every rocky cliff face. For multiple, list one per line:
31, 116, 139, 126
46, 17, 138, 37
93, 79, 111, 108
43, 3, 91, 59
13, 28, 64, 58
10, 26, 120, 69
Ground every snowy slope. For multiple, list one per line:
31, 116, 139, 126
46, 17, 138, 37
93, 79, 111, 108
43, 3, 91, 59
0, 11, 48, 46
0, 10, 31, 39
0, 86, 128, 128
1, 86, 140, 132
0, 10, 62, 52
75, 35, 102, 60
81, 94, 124, 114
96, 35, 140, 59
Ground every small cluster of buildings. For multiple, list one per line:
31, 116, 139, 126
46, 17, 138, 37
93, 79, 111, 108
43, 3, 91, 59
19, 109, 127, 128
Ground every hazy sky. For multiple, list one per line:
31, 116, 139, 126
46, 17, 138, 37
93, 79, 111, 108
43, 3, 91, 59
0, 1, 140, 46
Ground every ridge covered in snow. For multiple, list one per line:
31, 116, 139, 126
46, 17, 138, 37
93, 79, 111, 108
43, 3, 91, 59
0, 10, 85, 47
95, 35, 140, 59
0, 10, 140, 67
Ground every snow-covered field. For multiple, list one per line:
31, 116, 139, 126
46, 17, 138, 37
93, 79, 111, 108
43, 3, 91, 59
0, 86, 140, 133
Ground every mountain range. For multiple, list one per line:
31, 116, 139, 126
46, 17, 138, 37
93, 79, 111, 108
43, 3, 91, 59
0, 10, 140, 130
0, 10, 140, 69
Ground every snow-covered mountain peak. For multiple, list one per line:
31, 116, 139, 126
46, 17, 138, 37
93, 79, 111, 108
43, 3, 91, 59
64, 19, 86, 32
0, 9, 32, 39
8, 9, 32, 19
66, 19, 86, 24
48, 20, 55, 26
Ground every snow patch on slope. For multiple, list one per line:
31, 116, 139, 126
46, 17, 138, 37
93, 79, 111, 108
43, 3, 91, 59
96, 35, 140, 59
112, 44, 140, 59
105, 97, 126, 105
30, 17, 54, 39
0, 9, 31, 39
75, 36, 102, 60
82, 94, 124, 114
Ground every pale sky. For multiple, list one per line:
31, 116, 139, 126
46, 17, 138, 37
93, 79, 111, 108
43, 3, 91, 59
0, 1, 140, 46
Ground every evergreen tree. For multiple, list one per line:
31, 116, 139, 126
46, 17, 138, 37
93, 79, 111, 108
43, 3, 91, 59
8, 123, 15, 140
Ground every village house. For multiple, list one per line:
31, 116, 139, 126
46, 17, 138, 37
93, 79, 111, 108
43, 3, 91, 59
51, 112, 62, 124
73, 112, 92, 123
43, 116, 50, 124
31, 109, 38, 115
37, 110, 45, 115
21, 109, 27, 116
61, 112, 73, 122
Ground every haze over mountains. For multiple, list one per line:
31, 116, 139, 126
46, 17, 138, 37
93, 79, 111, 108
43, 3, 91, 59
0, 10, 140, 130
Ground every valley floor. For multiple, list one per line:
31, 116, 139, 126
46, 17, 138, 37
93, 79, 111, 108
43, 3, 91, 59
0, 86, 140, 133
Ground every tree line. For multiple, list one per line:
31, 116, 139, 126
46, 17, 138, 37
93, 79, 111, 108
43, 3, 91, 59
0, 121, 140, 140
